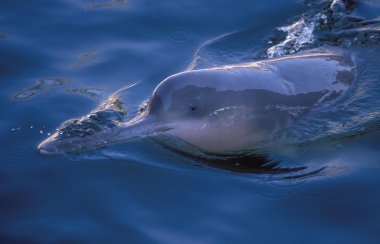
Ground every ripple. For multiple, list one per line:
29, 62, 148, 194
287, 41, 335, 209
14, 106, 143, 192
4, 144, 33, 160
254, 170, 341, 199
116, 75, 133, 84
168, 30, 191, 42
69, 50, 99, 68
12, 78, 70, 100
78, 50, 98, 58
254, 180, 300, 200
296, 176, 339, 197
66, 87, 108, 101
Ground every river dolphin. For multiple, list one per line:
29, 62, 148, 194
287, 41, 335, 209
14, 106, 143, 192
38, 52, 356, 155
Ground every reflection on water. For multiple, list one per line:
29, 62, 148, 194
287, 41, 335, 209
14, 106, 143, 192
12, 78, 70, 100
66, 87, 109, 101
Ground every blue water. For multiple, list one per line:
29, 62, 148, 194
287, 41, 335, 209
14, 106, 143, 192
1, 0, 380, 243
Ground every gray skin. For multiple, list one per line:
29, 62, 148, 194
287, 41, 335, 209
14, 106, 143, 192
38, 53, 356, 155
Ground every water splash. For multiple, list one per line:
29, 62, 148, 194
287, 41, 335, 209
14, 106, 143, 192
266, 0, 380, 57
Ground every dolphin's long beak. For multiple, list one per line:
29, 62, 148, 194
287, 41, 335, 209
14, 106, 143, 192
38, 116, 160, 155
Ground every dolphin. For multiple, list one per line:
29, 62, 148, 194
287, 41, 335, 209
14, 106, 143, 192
38, 52, 356, 156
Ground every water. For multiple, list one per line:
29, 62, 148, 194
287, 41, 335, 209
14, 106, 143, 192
1, 0, 380, 243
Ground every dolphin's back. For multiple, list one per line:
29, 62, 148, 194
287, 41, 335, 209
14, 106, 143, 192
154, 52, 356, 110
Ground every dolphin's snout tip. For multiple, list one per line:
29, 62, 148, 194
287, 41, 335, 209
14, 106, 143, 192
39, 148, 53, 156
38, 147, 61, 156
38, 141, 61, 156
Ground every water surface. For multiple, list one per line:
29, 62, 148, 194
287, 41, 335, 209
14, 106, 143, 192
1, 0, 380, 243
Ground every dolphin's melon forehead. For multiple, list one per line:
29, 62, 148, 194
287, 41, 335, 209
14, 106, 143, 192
155, 68, 275, 93
151, 53, 355, 110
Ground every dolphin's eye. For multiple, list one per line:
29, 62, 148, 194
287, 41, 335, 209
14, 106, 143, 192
189, 104, 198, 112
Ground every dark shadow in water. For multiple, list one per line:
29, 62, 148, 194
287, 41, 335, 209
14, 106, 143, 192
0, 33, 8, 40
162, 144, 307, 175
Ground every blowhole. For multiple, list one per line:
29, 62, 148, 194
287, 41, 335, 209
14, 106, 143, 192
189, 105, 198, 112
